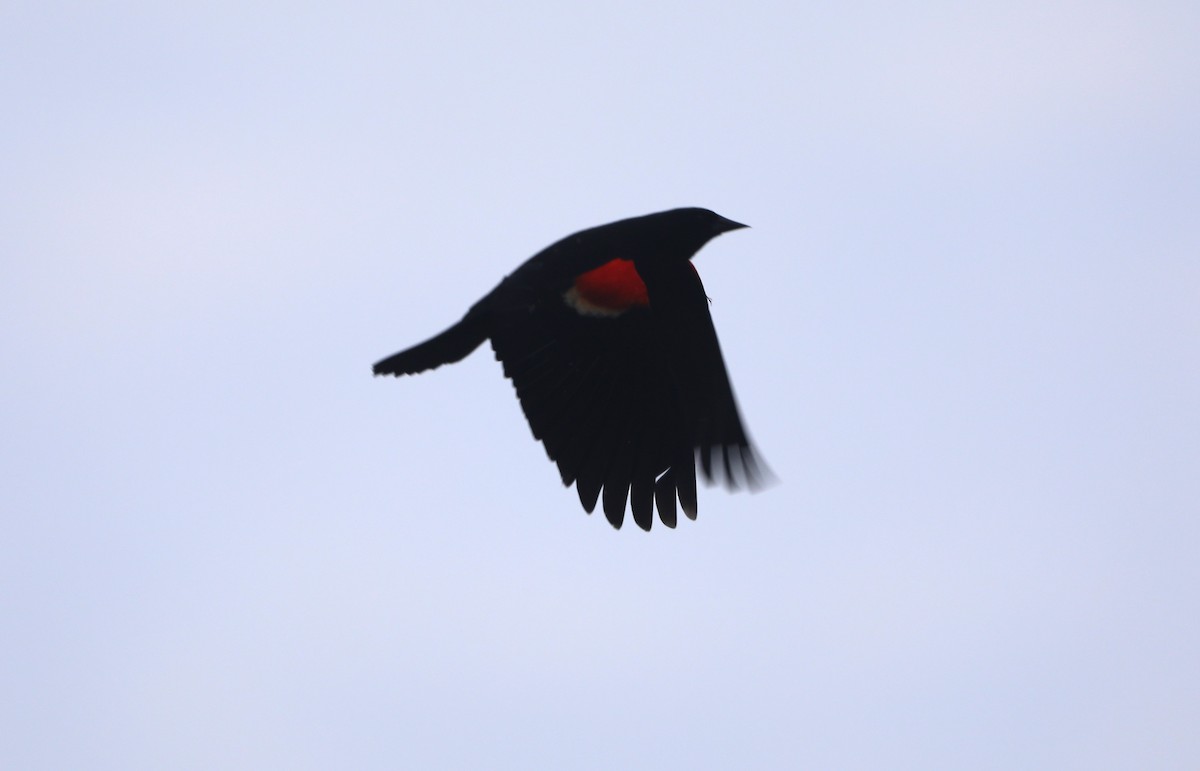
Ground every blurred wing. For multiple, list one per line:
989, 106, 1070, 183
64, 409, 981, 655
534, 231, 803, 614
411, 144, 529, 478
636, 259, 769, 493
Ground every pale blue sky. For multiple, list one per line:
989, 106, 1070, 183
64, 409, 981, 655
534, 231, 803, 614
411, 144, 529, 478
3, 2, 1198, 769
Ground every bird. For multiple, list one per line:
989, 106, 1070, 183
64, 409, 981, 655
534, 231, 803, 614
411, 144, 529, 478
373, 207, 768, 530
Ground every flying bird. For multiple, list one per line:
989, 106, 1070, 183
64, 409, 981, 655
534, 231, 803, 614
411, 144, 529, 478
374, 207, 768, 530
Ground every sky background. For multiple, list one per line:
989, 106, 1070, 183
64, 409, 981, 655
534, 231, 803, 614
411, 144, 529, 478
2, 1, 1198, 769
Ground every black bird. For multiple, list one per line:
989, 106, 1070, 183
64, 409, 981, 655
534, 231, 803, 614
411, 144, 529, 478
374, 207, 768, 530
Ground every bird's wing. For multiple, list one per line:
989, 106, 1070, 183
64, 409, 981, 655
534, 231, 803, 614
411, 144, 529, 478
636, 258, 768, 494
489, 298, 692, 531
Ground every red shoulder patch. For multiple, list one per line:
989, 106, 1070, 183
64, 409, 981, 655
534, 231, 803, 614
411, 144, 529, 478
564, 258, 649, 316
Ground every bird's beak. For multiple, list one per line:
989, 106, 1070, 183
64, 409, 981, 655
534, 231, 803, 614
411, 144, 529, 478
714, 216, 749, 234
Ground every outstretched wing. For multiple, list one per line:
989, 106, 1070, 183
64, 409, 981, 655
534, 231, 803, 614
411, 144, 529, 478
637, 259, 768, 496
490, 297, 692, 530
489, 270, 764, 530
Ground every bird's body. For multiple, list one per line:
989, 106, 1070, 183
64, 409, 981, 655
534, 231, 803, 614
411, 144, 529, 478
374, 207, 766, 530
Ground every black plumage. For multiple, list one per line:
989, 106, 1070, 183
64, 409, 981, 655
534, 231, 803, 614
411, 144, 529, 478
374, 207, 767, 530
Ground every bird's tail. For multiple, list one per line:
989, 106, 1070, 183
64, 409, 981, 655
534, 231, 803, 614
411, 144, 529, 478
373, 311, 489, 377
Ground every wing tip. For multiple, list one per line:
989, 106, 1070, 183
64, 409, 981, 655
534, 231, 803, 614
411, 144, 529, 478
696, 444, 777, 492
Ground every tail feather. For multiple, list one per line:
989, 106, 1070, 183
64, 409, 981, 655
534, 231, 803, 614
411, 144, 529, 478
373, 312, 489, 376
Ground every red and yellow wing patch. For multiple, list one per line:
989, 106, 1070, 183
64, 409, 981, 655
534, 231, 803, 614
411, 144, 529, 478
563, 258, 649, 317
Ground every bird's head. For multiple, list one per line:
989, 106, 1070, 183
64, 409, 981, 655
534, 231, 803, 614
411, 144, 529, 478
612, 207, 748, 263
